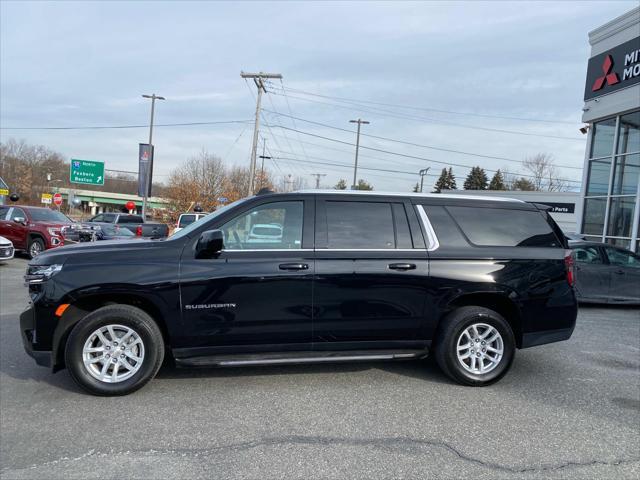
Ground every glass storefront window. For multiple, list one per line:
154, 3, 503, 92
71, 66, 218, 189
617, 111, 640, 154
586, 159, 611, 195
607, 196, 636, 237
612, 154, 640, 195
582, 197, 607, 235
606, 237, 632, 248
590, 118, 616, 158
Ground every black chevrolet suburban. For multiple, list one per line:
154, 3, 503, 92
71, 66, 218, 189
20, 191, 577, 395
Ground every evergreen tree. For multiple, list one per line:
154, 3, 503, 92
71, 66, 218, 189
355, 179, 373, 190
463, 166, 489, 190
511, 177, 536, 191
412, 182, 420, 193
489, 170, 506, 190
334, 179, 347, 190
432, 168, 449, 193
447, 167, 457, 190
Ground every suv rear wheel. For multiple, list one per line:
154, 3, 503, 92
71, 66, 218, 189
434, 306, 515, 386
65, 305, 164, 396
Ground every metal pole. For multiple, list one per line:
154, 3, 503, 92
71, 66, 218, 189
419, 168, 430, 192
141, 93, 165, 218
349, 119, 369, 189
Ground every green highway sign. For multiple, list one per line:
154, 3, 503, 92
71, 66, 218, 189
70, 159, 105, 186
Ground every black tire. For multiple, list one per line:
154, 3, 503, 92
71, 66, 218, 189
433, 306, 515, 386
65, 305, 164, 396
28, 237, 45, 259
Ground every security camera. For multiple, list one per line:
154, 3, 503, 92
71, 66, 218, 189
579, 125, 589, 135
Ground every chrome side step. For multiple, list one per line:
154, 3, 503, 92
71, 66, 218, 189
174, 350, 427, 368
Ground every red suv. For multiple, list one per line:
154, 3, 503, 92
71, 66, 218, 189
0, 205, 74, 258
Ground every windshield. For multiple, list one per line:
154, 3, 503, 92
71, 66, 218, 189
170, 198, 249, 240
179, 214, 197, 227
30, 209, 72, 223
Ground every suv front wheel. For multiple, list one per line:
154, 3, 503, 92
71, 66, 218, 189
65, 305, 165, 396
434, 306, 515, 386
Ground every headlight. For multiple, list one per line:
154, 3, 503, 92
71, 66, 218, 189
47, 228, 62, 237
24, 264, 63, 284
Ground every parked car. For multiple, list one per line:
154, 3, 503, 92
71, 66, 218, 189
0, 205, 74, 258
76, 224, 138, 242
0, 235, 14, 262
173, 212, 209, 234
87, 213, 169, 238
20, 190, 577, 395
569, 241, 640, 304
247, 223, 283, 243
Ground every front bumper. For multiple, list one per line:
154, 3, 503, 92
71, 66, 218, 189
0, 245, 14, 261
20, 305, 51, 367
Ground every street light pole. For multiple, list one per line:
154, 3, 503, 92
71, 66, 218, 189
349, 119, 369, 189
141, 93, 165, 218
419, 168, 430, 193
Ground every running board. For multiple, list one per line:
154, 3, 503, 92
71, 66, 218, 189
174, 350, 427, 368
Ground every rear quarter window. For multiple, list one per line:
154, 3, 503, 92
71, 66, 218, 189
446, 206, 561, 247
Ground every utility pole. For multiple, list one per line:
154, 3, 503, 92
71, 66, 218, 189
419, 167, 430, 193
349, 118, 369, 189
310, 173, 326, 189
141, 93, 165, 218
258, 138, 271, 190
241, 71, 282, 196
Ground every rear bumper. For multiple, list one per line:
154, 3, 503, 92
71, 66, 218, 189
19, 305, 51, 367
521, 327, 574, 348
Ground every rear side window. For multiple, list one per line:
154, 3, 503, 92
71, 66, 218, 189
447, 206, 560, 247
326, 201, 395, 249
118, 215, 143, 224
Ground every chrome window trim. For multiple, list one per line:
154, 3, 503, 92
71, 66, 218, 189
416, 205, 440, 252
222, 248, 313, 253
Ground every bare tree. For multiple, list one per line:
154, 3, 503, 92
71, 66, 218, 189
522, 153, 568, 192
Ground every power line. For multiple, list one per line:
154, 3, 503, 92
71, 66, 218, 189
265, 110, 582, 170
263, 109, 583, 170
267, 90, 583, 141
265, 124, 582, 185
266, 85, 579, 126
0, 120, 253, 131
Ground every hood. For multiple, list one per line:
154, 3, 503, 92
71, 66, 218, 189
32, 221, 75, 229
30, 237, 169, 266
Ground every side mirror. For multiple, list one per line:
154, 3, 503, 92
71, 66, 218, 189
195, 229, 224, 259
13, 217, 26, 225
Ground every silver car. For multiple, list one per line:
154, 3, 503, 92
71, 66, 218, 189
0, 235, 14, 262
570, 241, 640, 305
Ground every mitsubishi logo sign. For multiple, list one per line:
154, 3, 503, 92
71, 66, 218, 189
591, 55, 620, 92
584, 36, 640, 100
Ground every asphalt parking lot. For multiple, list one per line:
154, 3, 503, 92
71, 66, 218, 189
0, 256, 639, 479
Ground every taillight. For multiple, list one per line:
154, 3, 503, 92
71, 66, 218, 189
136, 225, 143, 236
564, 249, 575, 287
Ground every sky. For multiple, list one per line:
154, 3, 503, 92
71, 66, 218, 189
1, 0, 637, 192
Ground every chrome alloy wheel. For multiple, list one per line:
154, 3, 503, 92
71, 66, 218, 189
29, 241, 43, 258
456, 323, 504, 374
82, 324, 145, 383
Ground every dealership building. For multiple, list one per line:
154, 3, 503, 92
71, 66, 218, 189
577, 7, 640, 251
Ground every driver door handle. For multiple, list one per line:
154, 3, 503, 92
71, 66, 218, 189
388, 263, 416, 271
279, 263, 309, 271
614, 269, 625, 275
